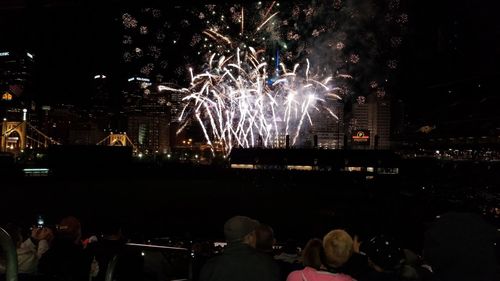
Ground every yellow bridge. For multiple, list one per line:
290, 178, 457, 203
1, 120, 60, 153
96, 132, 139, 153
1, 120, 139, 154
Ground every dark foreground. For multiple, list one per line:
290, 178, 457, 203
1, 157, 499, 253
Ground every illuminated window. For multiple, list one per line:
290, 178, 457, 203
231, 164, 254, 169
287, 165, 313, 171
2, 92, 13, 101
346, 166, 363, 172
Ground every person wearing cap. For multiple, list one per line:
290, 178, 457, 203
199, 215, 280, 281
38, 216, 94, 281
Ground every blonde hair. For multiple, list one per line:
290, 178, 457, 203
323, 229, 353, 267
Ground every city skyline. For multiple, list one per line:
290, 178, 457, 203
0, 3, 499, 265
0, 0, 498, 141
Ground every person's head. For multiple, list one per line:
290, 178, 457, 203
255, 223, 275, 253
57, 216, 82, 244
302, 238, 324, 270
362, 235, 404, 272
224, 215, 260, 247
323, 229, 353, 268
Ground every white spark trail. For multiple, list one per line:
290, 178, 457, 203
171, 48, 343, 155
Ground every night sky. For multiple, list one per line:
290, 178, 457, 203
0, 0, 498, 128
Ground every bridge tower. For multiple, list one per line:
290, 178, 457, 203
1, 121, 26, 152
109, 133, 127, 146
97, 132, 139, 153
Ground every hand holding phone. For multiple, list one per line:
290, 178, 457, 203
31, 227, 53, 241
36, 215, 45, 228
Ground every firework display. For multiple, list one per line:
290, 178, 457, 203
119, 0, 408, 153
161, 48, 348, 155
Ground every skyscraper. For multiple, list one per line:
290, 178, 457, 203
351, 95, 391, 149
0, 49, 34, 114
311, 100, 344, 149
126, 102, 170, 154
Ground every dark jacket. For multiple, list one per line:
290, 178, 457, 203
199, 242, 280, 281
38, 237, 92, 281
86, 239, 143, 281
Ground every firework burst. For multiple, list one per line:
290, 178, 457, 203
120, 1, 409, 149
162, 48, 345, 155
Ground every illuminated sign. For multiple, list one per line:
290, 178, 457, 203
127, 77, 150, 82
2, 92, 13, 101
352, 130, 370, 144
0, 52, 9, 56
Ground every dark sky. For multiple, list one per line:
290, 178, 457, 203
401, 0, 499, 95
0, 0, 120, 104
0, 0, 498, 124
399, 0, 499, 127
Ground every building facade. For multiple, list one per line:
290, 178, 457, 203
311, 100, 345, 149
351, 95, 391, 149
126, 101, 170, 154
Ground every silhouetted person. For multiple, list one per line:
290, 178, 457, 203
255, 224, 275, 255
191, 241, 213, 281
38, 216, 93, 281
86, 221, 142, 281
200, 215, 280, 281
0, 223, 52, 274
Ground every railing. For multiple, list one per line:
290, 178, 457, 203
103, 242, 191, 281
0, 227, 18, 281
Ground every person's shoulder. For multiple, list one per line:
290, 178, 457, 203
285, 269, 303, 281
254, 250, 280, 266
199, 254, 224, 280
332, 273, 356, 281
315, 271, 355, 281
201, 253, 222, 267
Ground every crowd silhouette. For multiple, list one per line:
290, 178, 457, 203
1, 212, 499, 281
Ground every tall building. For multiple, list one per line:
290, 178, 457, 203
126, 103, 170, 154
122, 75, 173, 154
0, 49, 35, 152
351, 95, 391, 149
375, 99, 391, 149
90, 74, 111, 109
123, 76, 152, 107
0, 49, 35, 117
0, 49, 33, 96
311, 100, 345, 149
